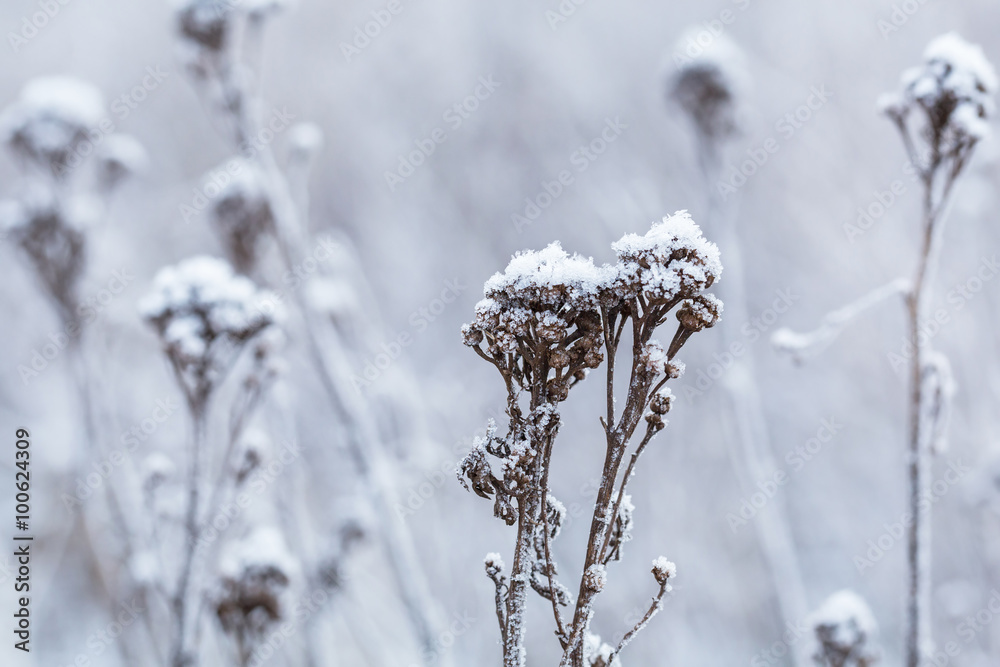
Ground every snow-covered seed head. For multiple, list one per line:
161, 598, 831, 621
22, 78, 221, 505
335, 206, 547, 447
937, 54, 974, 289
215, 526, 299, 640
0, 76, 105, 174
206, 160, 275, 275
806, 590, 880, 667
583, 564, 607, 592
649, 388, 674, 415
2, 191, 90, 318
676, 293, 723, 332
95, 134, 148, 191
651, 557, 677, 587
288, 122, 324, 160
669, 29, 748, 142
142, 452, 176, 492
464, 242, 607, 399
484, 552, 505, 578
176, 0, 235, 53
583, 632, 619, 667
139, 256, 279, 403
608, 211, 722, 307
880, 32, 998, 149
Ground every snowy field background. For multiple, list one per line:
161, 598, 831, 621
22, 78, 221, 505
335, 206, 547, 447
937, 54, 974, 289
1, 1, 999, 666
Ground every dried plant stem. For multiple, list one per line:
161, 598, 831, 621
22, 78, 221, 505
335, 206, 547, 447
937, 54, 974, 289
561, 312, 661, 667
610, 578, 670, 660
904, 178, 940, 667
171, 402, 207, 667
192, 58, 449, 664
67, 337, 164, 666
698, 139, 809, 665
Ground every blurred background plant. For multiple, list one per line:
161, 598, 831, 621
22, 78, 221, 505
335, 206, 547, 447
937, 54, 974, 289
1, 1, 1000, 666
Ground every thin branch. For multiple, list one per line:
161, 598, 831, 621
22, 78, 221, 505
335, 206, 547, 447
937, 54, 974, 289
771, 278, 911, 362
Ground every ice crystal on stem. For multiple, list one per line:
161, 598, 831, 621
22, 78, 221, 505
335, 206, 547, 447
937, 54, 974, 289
459, 211, 721, 667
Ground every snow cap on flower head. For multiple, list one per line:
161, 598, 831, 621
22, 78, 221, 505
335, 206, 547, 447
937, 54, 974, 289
140, 256, 279, 396
0, 76, 104, 170
806, 590, 880, 667
606, 210, 722, 305
669, 29, 749, 140
216, 526, 299, 637
879, 32, 998, 142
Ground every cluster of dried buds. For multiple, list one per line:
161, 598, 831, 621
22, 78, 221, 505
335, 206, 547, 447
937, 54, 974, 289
459, 211, 721, 667
139, 255, 280, 409
880, 32, 998, 174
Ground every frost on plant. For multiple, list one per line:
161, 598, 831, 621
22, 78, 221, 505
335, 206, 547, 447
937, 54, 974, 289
807, 590, 880, 667
772, 33, 996, 667
0, 77, 144, 322
879, 32, 998, 166
459, 211, 720, 667
140, 255, 279, 409
668, 29, 748, 143
206, 160, 276, 275
215, 526, 300, 665
0, 76, 105, 175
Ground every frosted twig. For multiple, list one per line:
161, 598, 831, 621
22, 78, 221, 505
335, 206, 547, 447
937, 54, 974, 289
771, 278, 911, 363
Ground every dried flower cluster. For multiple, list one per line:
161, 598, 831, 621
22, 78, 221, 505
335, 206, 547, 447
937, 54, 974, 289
880, 32, 998, 161
0, 77, 145, 321
140, 256, 279, 409
0, 76, 105, 174
775, 33, 996, 667
215, 527, 299, 664
207, 161, 276, 275
668, 30, 747, 144
460, 211, 720, 667
807, 590, 880, 667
